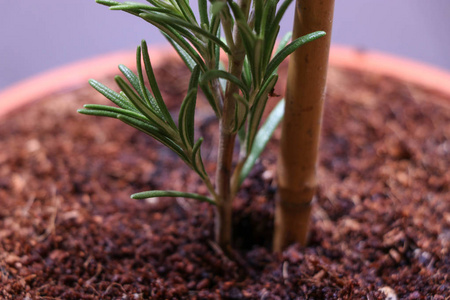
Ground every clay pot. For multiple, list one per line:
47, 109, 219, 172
0, 46, 448, 298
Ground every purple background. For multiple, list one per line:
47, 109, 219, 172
1, 0, 449, 90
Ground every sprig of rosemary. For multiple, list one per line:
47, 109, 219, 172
79, 0, 325, 208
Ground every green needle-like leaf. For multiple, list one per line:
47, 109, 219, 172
209, 9, 221, 38
143, 17, 208, 71
145, 0, 176, 11
198, 0, 209, 29
201, 70, 249, 99
270, 31, 292, 75
110, 3, 175, 15
272, 0, 294, 30
141, 41, 177, 129
77, 108, 120, 119
131, 190, 215, 205
210, 1, 226, 17
88, 79, 136, 111
241, 58, 252, 88
239, 98, 284, 186
79, 104, 147, 121
191, 137, 208, 180
117, 114, 188, 162
260, 0, 277, 39
247, 74, 278, 150
254, 0, 263, 35
275, 31, 292, 55
228, 1, 245, 22
174, 0, 197, 25
178, 89, 197, 149
252, 37, 264, 87
164, 33, 196, 71
263, 25, 280, 68
188, 65, 201, 90
119, 64, 146, 100
96, 0, 120, 7
165, 23, 207, 56
199, 80, 220, 117
115, 76, 169, 131
139, 13, 231, 54
136, 46, 160, 111
233, 94, 249, 133
265, 31, 326, 80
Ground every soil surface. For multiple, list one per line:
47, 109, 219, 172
0, 57, 448, 299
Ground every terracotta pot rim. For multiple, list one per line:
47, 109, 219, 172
330, 45, 450, 107
0, 47, 175, 118
1, 45, 449, 118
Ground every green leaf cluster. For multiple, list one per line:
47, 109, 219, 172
79, 40, 216, 203
79, 0, 325, 203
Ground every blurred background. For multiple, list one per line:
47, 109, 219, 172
1, 0, 449, 90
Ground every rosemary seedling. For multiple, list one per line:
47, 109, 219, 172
78, 0, 325, 253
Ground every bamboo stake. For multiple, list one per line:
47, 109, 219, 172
273, 0, 335, 251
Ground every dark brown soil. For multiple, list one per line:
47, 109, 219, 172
0, 57, 448, 299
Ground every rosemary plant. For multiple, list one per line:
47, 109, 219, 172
78, 0, 325, 252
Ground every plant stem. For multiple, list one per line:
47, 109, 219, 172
273, 0, 335, 252
214, 0, 250, 252
230, 158, 245, 198
214, 129, 235, 252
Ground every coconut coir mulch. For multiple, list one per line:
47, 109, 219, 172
0, 58, 448, 299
